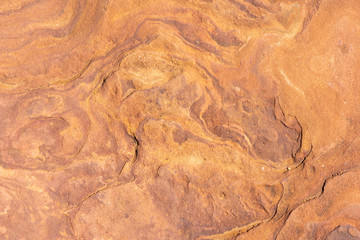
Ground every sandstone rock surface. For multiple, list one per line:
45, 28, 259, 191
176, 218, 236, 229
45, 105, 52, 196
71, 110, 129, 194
0, 0, 359, 239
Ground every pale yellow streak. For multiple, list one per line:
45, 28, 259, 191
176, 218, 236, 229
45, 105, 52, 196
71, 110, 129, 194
280, 69, 305, 96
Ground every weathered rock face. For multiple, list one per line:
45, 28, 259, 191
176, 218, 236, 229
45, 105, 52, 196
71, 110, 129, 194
0, 0, 359, 239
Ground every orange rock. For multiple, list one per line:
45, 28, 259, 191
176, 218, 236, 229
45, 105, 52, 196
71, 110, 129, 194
0, 0, 359, 239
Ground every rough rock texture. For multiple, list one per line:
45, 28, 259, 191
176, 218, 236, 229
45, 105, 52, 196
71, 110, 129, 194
0, 0, 359, 239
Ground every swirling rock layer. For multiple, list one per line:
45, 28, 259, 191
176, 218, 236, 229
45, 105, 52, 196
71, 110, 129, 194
0, 0, 359, 239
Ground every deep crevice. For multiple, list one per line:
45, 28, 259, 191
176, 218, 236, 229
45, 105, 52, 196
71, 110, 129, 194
273, 169, 351, 239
